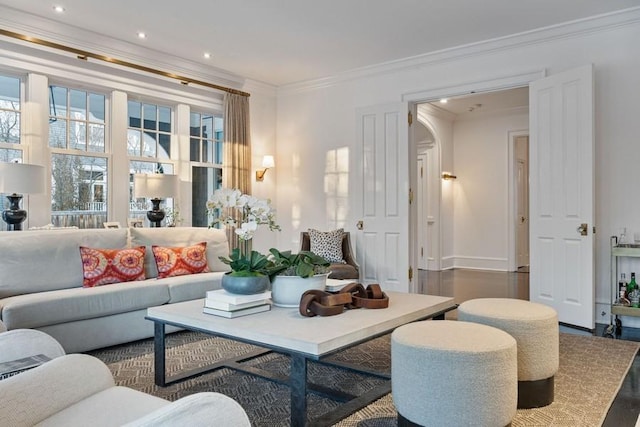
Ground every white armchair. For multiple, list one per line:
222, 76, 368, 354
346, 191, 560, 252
0, 353, 251, 427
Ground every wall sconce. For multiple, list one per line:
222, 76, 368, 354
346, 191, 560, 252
256, 155, 275, 181
442, 172, 457, 180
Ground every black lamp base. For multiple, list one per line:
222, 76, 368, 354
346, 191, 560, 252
146, 198, 165, 227
2, 194, 27, 231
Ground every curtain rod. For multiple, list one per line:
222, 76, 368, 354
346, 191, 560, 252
0, 28, 250, 97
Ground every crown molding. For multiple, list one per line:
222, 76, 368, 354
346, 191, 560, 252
0, 5, 247, 93
418, 103, 456, 123
452, 105, 529, 122
279, 6, 640, 95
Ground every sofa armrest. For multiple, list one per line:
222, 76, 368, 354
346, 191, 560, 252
0, 354, 115, 427
122, 392, 251, 427
0, 329, 65, 363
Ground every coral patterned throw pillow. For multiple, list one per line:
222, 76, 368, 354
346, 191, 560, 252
80, 246, 146, 288
152, 242, 210, 279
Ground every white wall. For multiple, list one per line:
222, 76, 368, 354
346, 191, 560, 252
275, 11, 640, 325
452, 108, 528, 270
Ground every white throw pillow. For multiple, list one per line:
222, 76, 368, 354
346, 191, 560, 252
308, 228, 345, 263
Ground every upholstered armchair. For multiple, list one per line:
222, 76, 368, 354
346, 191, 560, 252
301, 230, 360, 280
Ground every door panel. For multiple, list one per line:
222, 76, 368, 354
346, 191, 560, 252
356, 103, 409, 292
529, 65, 594, 329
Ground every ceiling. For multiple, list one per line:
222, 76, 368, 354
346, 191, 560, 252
0, 0, 639, 86
429, 87, 529, 116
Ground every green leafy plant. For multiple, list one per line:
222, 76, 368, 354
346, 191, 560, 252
219, 248, 273, 277
266, 248, 330, 280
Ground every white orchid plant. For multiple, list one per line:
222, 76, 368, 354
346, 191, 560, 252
207, 188, 280, 276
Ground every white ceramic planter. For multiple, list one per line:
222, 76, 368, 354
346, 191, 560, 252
270, 273, 328, 308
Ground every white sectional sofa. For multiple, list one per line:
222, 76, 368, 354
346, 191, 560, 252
0, 227, 230, 353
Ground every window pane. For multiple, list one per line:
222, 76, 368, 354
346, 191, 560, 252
50, 86, 67, 118
143, 104, 157, 130
51, 153, 108, 229
158, 107, 171, 132
0, 148, 21, 163
127, 129, 141, 156
70, 89, 86, 119
0, 75, 20, 108
128, 101, 141, 128
192, 166, 222, 227
0, 111, 20, 144
190, 137, 199, 162
158, 133, 170, 159
49, 120, 67, 148
142, 131, 157, 157
190, 112, 201, 137
89, 93, 105, 123
88, 123, 105, 152
215, 140, 223, 164
70, 120, 87, 150
202, 116, 213, 139
204, 140, 215, 163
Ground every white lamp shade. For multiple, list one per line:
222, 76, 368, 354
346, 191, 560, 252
262, 155, 275, 168
134, 174, 178, 199
0, 163, 45, 194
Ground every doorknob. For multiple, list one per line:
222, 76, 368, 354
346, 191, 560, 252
356, 220, 363, 230
577, 223, 588, 236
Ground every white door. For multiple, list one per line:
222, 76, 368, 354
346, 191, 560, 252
356, 102, 410, 292
515, 135, 529, 268
529, 65, 594, 329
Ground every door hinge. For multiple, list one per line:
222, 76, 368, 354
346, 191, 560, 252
408, 111, 413, 126
409, 188, 414, 204
409, 266, 413, 281
593, 226, 596, 234
421, 247, 424, 257
420, 166, 423, 178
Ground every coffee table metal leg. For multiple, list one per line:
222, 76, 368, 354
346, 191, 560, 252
290, 353, 308, 427
153, 322, 166, 387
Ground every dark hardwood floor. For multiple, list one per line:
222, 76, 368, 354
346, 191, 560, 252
418, 268, 640, 426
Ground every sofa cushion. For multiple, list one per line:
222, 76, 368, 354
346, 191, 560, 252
163, 271, 225, 303
152, 242, 209, 279
0, 280, 170, 330
0, 229, 129, 298
80, 246, 146, 287
308, 228, 345, 263
130, 227, 230, 278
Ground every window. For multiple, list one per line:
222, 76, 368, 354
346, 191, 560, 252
49, 86, 105, 152
127, 101, 171, 158
49, 85, 108, 228
190, 111, 223, 227
0, 75, 22, 162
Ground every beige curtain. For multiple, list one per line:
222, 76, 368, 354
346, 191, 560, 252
222, 93, 251, 194
222, 93, 251, 251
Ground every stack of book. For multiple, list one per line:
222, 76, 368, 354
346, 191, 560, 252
203, 289, 271, 318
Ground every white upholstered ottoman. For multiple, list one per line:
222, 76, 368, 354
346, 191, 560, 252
458, 298, 559, 408
391, 320, 517, 427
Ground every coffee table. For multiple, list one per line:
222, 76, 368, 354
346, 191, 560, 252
146, 291, 456, 426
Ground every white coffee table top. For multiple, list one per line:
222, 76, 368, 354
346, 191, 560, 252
147, 292, 455, 357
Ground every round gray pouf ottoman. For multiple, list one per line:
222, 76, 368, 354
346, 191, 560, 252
458, 298, 559, 409
391, 320, 517, 427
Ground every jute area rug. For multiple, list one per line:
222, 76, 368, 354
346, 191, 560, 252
88, 331, 639, 427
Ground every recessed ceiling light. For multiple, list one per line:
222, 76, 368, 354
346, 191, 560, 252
53, 5, 65, 13
439, 98, 448, 104
137, 32, 147, 39
203, 52, 211, 59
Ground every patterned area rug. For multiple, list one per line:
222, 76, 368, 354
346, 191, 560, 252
88, 331, 639, 426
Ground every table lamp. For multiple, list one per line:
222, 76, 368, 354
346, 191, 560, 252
133, 173, 178, 227
0, 162, 46, 231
